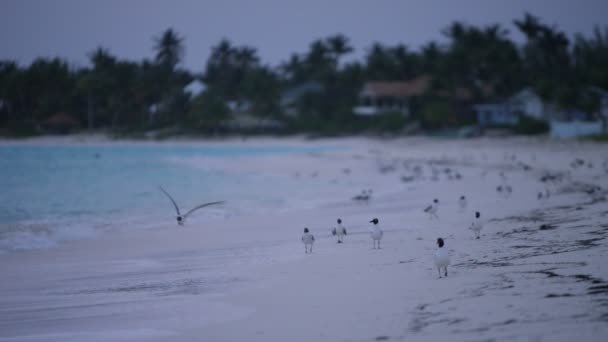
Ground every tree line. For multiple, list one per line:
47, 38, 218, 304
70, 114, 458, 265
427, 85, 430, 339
0, 13, 607, 136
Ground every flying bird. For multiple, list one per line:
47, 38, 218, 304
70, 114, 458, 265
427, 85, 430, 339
159, 186, 224, 226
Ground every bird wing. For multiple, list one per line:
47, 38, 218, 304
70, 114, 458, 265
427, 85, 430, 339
183, 201, 225, 219
332, 228, 336, 236
159, 186, 181, 216
424, 205, 431, 212
343, 228, 347, 235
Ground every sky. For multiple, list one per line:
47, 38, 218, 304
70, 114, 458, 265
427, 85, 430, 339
1, 0, 607, 72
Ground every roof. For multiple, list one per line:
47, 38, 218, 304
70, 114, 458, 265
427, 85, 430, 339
509, 88, 541, 104
361, 76, 431, 98
44, 112, 80, 126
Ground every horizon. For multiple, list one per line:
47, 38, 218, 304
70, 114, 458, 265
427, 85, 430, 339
1, 0, 607, 72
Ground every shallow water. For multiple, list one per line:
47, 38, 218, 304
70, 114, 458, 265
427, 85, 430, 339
0, 143, 335, 252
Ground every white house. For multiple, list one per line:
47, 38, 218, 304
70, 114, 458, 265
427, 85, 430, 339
474, 88, 548, 126
508, 88, 546, 120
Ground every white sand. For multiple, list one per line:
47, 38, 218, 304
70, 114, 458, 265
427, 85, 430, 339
1, 136, 607, 341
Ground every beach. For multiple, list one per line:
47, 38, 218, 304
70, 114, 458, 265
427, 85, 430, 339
1, 136, 607, 341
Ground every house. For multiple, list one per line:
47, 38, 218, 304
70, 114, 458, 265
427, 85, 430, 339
509, 88, 546, 120
280, 81, 324, 117
353, 76, 430, 117
184, 79, 207, 97
42, 112, 80, 134
473, 88, 547, 126
550, 120, 602, 138
550, 88, 606, 138
473, 102, 517, 126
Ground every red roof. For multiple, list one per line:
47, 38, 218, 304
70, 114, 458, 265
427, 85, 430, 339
362, 76, 431, 98
362, 76, 494, 101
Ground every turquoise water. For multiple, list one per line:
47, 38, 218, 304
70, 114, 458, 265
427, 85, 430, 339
0, 143, 332, 251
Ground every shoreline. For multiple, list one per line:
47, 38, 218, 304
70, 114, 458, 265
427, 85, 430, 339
1, 137, 607, 341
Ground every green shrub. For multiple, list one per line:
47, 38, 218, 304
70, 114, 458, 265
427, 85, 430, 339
514, 115, 549, 135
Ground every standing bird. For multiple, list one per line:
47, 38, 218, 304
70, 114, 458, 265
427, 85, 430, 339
332, 218, 347, 243
424, 199, 439, 219
370, 218, 383, 249
352, 189, 371, 202
496, 184, 512, 198
302, 228, 315, 253
537, 188, 550, 201
434, 238, 450, 278
458, 195, 467, 213
469, 211, 483, 239
159, 186, 224, 226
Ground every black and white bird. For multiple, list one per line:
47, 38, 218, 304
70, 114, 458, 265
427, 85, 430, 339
458, 195, 467, 213
370, 218, 383, 249
537, 188, 550, 201
332, 218, 347, 243
496, 184, 512, 198
469, 211, 483, 239
434, 238, 450, 278
159, 186, 224, 226
586, 185, 604, 201
302, 227, 315, 253
352, 189, 372, 202
424, 199, 439, 219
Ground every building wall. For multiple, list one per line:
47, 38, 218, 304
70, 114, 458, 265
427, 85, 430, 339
524, 97, 544, 120
550, 120, 603, 138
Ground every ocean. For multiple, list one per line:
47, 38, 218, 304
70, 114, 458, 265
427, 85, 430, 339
0, 142, 334, 253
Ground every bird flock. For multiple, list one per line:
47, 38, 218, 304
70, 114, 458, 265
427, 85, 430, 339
159, 151, 607, 280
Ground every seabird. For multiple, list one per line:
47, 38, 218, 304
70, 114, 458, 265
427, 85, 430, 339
370, 218, 383, 249
352, 189, 372, 202
499, 171, 507, 181
458, 195, 467, 212
424, 199, 439, 219
332, 218, 347, 243
159, 186, 224, 226
496, 184, 512, 198
587, 185, 604, 201
302, 227, 315, 253
469, 211, 483, 239
537, 188, 550, 201
434, 238, 450, 278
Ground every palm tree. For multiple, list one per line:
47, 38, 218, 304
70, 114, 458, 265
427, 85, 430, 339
280, 53, 304, 82
154, 28, 184, 70
326, 34, 353, 65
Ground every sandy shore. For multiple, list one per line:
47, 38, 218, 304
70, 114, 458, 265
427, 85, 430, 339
1, 136, 607, 341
